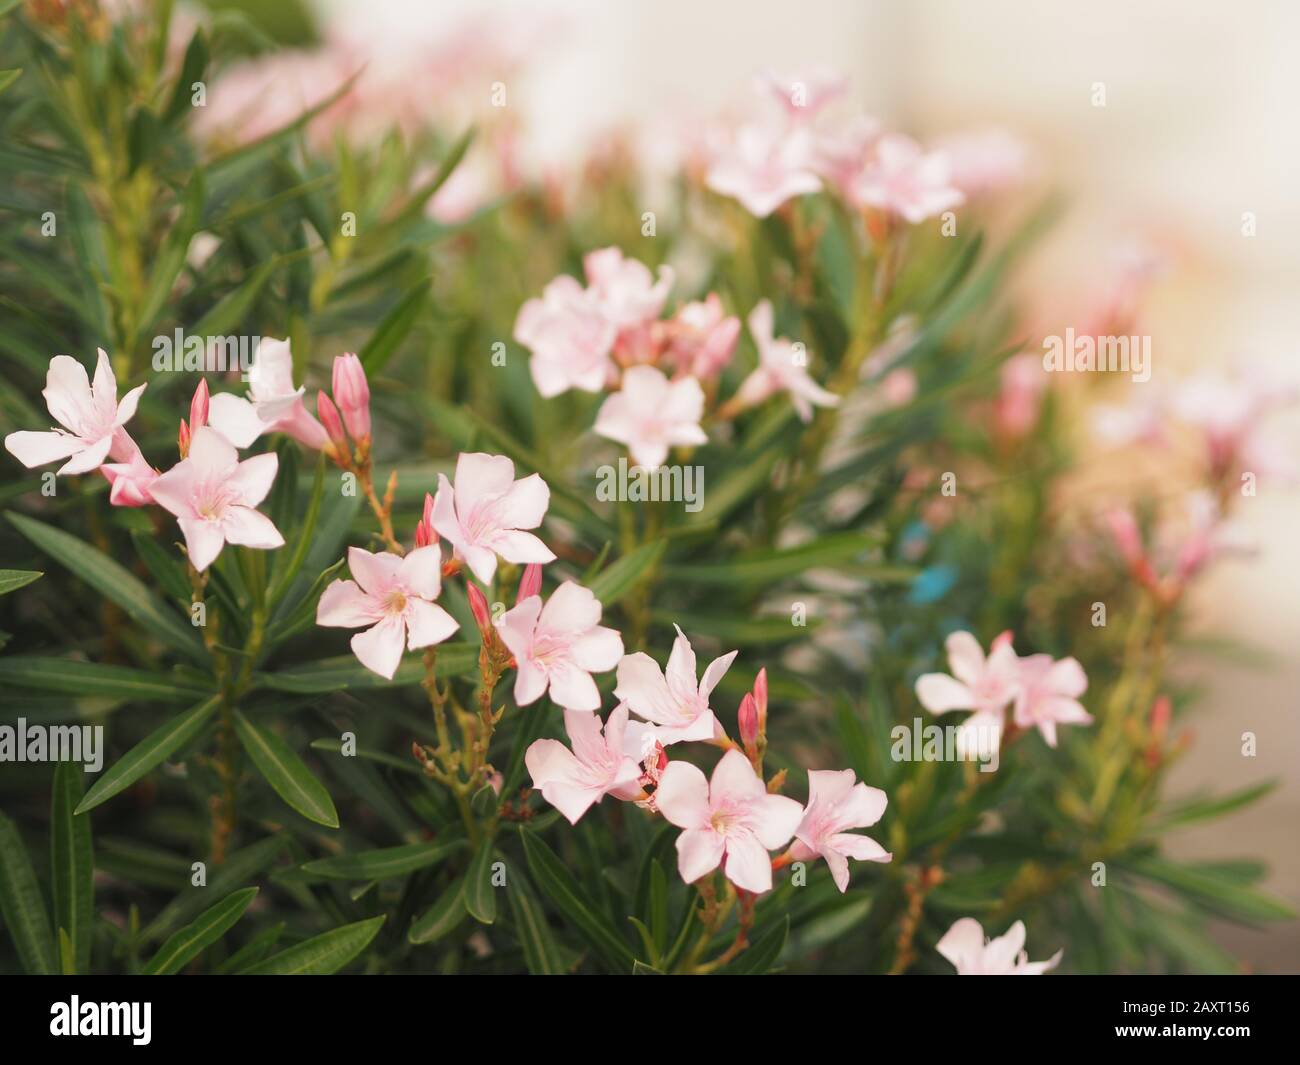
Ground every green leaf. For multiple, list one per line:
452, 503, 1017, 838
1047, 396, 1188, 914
662, 532, 879, 585
131, 531, 194, 604
409, 876, 468, 944
188, 259, 278, 338
358, 276, 431, 374
0, 657, 211, 702
51, 763, 93, 974
586, 540, 665, 606
142, 888, 257, 975
0, 568, 41, 595
7, 512, 204, 661
0, 812, 56, 974
233, 711, 339, 828
390, 127, 475, 226
721, 915, 789, 974
257, 643, 478, 692
1155, 781, 1277, 830
266, 454, 324, 610
142, 835, 286, 943
138, 172, 205, 331
76, 695, 222, 814
1128, 856, 1296, 923
509, 881, 565, 975
464, 842, 498, 925
520, 830, 635, 971
0, 68, 21, 94
301, 840, 464, 881
164, 29, 208, 121
239, 916, 385, 975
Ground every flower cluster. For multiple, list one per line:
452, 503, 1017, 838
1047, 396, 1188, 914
915, 630, 1092, 751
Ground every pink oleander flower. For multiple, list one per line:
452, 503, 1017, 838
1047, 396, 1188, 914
937, 918, 1062, 976
496, 581, 623, 711
1012, 654, 1091, 747
101, 433, 159, 507
655, 748, 804, 894
615, 625, 737, 746
854, 134, 964, 224
1170, 366, 1298, 480
706, 123, 822, 218
933, 128, 1034, 198
915, 631, 1019, 754
331, 353, 371, 443
525, 704, 643, 824
582, 247, 674, 334
207, 338, 329, 450
593, 366, 708, 468
5, 349, 147, 476
733, 300, 840, 421
430, 452, 555, 584
757, 68, 847, 122
316, 544, 459, 680
667, 295, 741, 380
788, 769, 891, 892
148, 427, 284, 571
812, 114, 883, 201
995, 352, 1047, 439
514, 274, 618, 398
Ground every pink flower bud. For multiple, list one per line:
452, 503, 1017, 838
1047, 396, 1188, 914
753, 666, 768, 731
738, 692, 759, 748
189, 378, 209, 432
467, 581, 492, 633
177, 419, 191, 458
1150, 694, 1172, 737
517, 563, 543, 604
317, 390, 347, 451
332, 353, 371, 442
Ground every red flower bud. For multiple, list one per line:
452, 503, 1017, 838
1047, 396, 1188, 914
753, 666, 768, 732
467, 581, 492, 634
317, 390, 348, 453
189, 377, 209, 432
332, 352, 371, 443
517, 562, 543, 604
738, 692, 759, 748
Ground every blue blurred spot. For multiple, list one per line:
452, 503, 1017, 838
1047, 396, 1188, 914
909, 564, 957, 604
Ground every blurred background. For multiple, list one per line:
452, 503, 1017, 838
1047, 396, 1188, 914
221, 0, 1300, 970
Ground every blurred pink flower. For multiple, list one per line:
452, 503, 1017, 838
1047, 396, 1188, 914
812, 114, 882, 201
706, 123, 822, 218
789, 769, 891, 892
655, 748, 804, 894
615, 625, 737, 746
933, 128, 1034, 198
853, 134, 964, 223
757, 68, 847, 122
430, 452, 555, 584
207, 338, 329, 450
594, 366, 708, 468
496, 581, 623, 711
149, 427, 283, 572
317, 544, 458, 680
525, 705, 643, 824
1011, 654, 1091, 747
995, 353, 1047, 438
733, 300, 839, 421
916, 631, 1019, 716
667, 294, 740, 380
5, 349, 147, 476
937, 918, 1062, 975
583, 247, 674, 334
514, 275, 618, 397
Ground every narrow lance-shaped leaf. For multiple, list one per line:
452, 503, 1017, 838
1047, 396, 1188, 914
0, 813, 57, 974
233, 711, 339, 829
143, 888, 258, 975
76, 695, 223, 815
51, 763, 94, 974
239, 915, 385, 975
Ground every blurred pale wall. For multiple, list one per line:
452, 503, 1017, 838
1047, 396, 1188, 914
320, 0, 1300, 969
